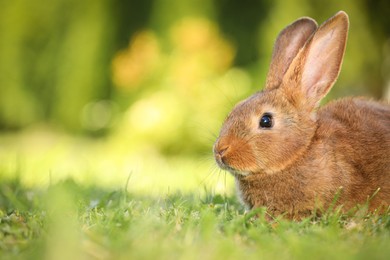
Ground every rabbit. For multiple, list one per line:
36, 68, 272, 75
213, 11, 390, 220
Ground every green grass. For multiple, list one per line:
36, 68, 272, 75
1, 176, 390, 260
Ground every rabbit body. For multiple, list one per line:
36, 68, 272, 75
214, 11, 390, 219
235, 98, 390, 219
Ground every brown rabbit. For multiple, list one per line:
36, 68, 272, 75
214, 11, 390, 220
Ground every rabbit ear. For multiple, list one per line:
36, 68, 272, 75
282, 11, 349, 109
265, 17, 318, 90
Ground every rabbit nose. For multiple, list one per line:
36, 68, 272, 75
215, 145, 229, 157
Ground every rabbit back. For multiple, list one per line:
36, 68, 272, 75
315, 98, 390, 210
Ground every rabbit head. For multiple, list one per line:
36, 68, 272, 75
214, 12, 349, 176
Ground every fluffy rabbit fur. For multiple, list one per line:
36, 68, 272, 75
214, 11, 390, 219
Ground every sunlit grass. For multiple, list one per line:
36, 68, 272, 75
1, 175, 389, 259
0, 126, 234, 196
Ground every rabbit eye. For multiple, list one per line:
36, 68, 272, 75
259, 113, 273, 128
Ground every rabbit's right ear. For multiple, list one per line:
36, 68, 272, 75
265, 18, 318, 90
281, 11, 349, 110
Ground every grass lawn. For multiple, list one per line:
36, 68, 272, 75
1, 176, 390, 260
0, 130, 389, 259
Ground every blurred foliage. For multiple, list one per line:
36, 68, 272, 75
0, 0, 389, 157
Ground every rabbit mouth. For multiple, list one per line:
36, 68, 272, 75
216, 157, 234, 172
215, 156, 250, 177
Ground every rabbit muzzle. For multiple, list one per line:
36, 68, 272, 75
213, 137, 252, 177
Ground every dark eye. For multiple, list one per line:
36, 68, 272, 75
259, 113, 273, 128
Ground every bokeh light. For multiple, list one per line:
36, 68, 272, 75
0, 0, 389, 195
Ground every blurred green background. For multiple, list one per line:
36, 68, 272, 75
0, 0, 389, 191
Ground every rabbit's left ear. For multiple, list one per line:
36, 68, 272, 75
282, 11, 349, 109
266, 17, 318, 90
